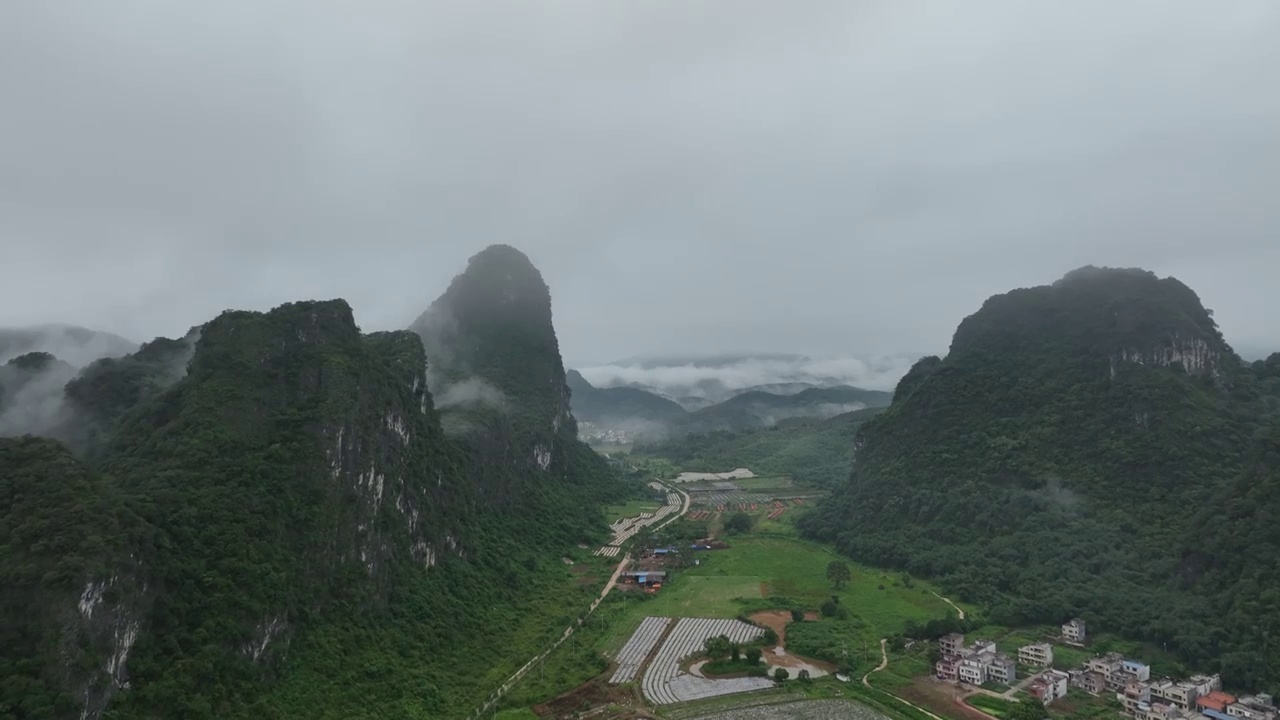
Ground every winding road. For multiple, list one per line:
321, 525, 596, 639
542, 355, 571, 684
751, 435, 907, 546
860, 589, 970, 720
467, 480, 689, 719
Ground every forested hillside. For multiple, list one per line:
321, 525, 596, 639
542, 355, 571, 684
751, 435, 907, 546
679, 385, 891, 432
802, 267, 1280, 691
639, 406, 885, 488
0, 246, 621, 719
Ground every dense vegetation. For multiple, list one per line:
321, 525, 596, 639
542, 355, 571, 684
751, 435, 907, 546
801, 267, 1280, 692
638, 407, 885, 488
0, 246, 623, 719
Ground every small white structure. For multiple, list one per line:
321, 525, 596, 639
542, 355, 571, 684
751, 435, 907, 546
1062, 618, 1087, 644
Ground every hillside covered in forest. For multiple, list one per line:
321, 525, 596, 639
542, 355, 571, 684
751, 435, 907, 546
801, 266, 1280, 691
0, 245, 622, 719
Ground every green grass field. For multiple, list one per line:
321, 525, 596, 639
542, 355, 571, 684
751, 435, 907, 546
732, 475, 793, 490
967, 695, 1015, 717
604, 499, 663, 524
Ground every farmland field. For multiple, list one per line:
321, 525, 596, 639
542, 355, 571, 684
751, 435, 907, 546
605, 498, 663, 523
966, 694, 1014, 718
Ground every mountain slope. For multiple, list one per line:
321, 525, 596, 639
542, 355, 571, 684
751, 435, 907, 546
566, 369, 688, 427
2, 248, 621, 719
680, 384, 892, 432
802, 267, 1279, 689
641, 406, 885, 488
0, 325, 137, 367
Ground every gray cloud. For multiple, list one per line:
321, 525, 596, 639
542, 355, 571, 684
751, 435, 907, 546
1, 1, 1277, 362
579, 355, 914, 395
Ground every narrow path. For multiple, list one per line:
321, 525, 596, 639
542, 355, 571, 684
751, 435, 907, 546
862, 638, 888, 688
1001, 673, 1037, 699
932, 590, 965, 620
469, 479, 691, 719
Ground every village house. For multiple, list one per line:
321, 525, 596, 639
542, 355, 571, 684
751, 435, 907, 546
940, 633, 966, 657
1198, 691, 1238, 716
1136, 703, 1201, 720
1028, 670, 1071, 705
1150, 680, 1200, 711
1121, 681, 1153, 714
983, 652, 1018, 685
1063, 618, 1088, 644
1228, 695, 1278, 720
959, 657, 987, 686
1019, 643, 1054, 667
934, 636, 1014, 686
1070, 669, 1108, 694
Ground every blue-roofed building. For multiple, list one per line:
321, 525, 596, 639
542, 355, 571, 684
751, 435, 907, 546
1205, 710, 1234, 720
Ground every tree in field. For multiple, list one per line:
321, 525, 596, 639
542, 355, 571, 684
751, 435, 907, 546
790, 607, 805, 622
826, 560, 851, 589
704, 634, 733, 660
821, 597, 839, 617
798, 669, 812, 682
731, 644, 741, 662
726, 511, 752, 534
745, 647, 763, 665
774, 667, 790, 682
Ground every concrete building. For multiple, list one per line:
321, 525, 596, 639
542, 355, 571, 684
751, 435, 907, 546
1020, 643, 1055, 667
940, 633, 966, 657
935, 657, 960, 682
986, 654, 1018, 685
1121, 682, 1153, 714
1071, 669, 1108, 695
1063, 618, 1088, 644
1229, 696, 1278, 720
1151, 680, 1199, 711
959, 657, 987, 685
970, 639, 997, 657
1190, 675, 1224, 697
1029, 670, 1071, 705
1124, 660, 1152, 682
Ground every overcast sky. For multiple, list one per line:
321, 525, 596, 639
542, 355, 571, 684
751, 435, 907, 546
2, 1, 1277, 365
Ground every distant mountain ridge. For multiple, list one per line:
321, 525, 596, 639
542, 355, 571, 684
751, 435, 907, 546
0, 324, 137, 367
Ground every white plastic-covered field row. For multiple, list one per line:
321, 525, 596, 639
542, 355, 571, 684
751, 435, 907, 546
608, 616, 673, 684
593, 545, 622, 557
642, 617, 772, 705
605, 493, 679, 545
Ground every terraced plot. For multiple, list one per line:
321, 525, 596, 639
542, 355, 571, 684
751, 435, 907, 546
642, 618, 773, 705
608, 616, 672, 684
594, 491, 681, 556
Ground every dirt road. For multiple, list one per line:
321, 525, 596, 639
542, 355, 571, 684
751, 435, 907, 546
468, 480, 691, 718
931, 591, 965, 620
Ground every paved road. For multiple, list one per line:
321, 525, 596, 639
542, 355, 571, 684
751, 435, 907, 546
468, 479, 691, 718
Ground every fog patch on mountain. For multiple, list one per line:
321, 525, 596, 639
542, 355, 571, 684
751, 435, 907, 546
577, 354, 915, 401
434, 378, 507, 411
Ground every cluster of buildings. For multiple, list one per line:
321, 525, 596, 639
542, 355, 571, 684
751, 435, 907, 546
1107, 663, 1276, 720
935, 634, 1018, 686
933, 617, 1278, 719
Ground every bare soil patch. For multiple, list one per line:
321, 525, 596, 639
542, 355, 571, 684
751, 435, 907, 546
898, 677, 993, 720
575, 575, 598, 586
803, 611, 819, 621
533, 677, 646, 719
749, 610, 793, 645
570, 564, 591, 575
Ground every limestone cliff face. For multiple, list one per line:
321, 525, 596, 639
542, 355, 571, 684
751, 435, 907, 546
410, 245, 579, 499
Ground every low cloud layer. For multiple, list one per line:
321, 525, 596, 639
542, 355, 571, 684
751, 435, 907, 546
434, 378, 507, 411
577, 354, 916, 398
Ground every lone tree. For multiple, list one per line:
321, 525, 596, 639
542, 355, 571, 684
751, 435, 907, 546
798, 669, 812, 683
790, 607, 805, 622
826, 560, 851, 589
745, 647, 763, 665
726, 511, 752, 534
774, 667, 790, 683
704, 634, 733, 660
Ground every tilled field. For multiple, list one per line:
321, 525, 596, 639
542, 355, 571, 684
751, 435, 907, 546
688, 699, 891, 720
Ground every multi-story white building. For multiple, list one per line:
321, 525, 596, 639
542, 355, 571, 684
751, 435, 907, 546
940, 633, 966, 657
959, 658, 987, 685
1019, 643, 1054, 667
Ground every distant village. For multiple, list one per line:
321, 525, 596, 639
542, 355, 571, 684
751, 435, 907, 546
935, 619, 1276, 720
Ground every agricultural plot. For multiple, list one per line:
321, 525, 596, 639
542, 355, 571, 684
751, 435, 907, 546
609, 616, 673, 684
689, 699, 892, 720
594, 490, 682, 556
641, 618, 773, 705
